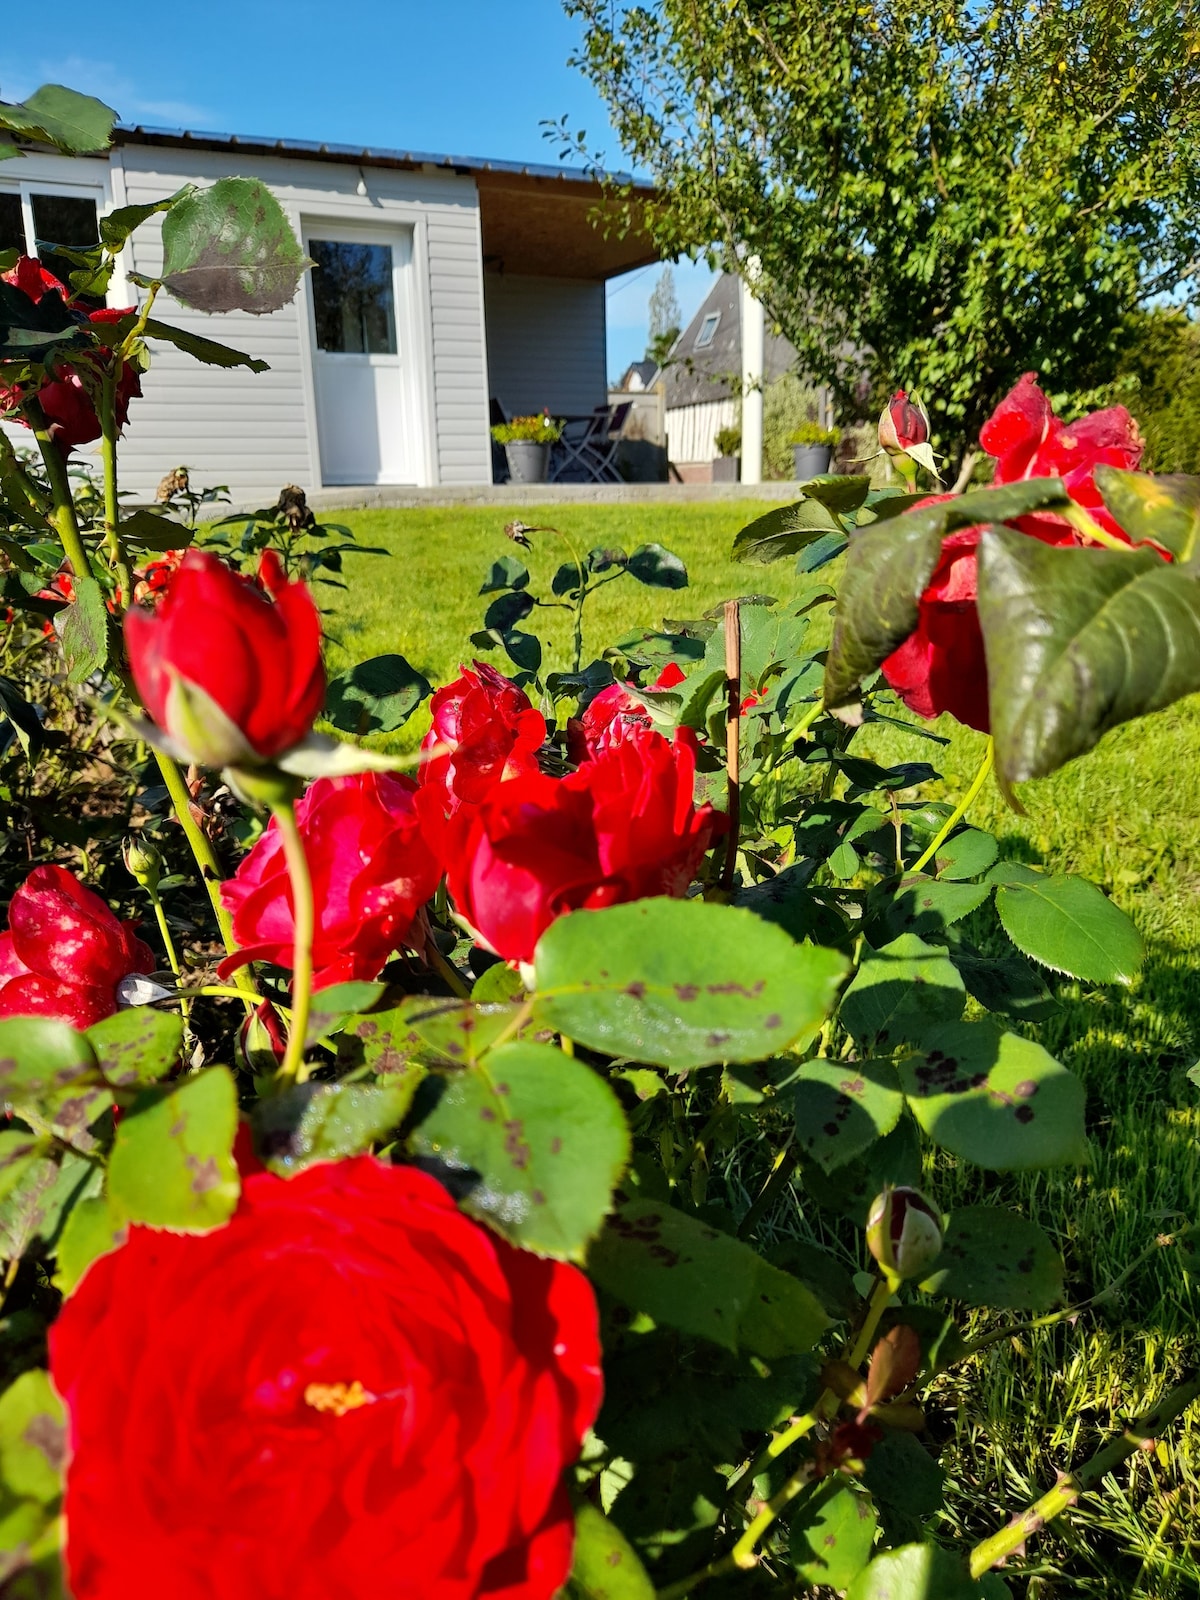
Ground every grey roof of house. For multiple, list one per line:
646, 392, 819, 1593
660, 274, 798, 408
112, 123, 648, 192
619, 358, 659, 389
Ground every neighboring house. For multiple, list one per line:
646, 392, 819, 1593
0, 123, 656, 496
661, 273, 796, 472
616, 358, 658, 392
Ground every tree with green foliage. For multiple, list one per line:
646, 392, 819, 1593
646, 263, 681, 367
562, 0, 1200, 457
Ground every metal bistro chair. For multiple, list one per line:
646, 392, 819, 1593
550, 403, 631, 484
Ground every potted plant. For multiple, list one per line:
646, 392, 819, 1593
712, 425, 741, 483
490, 412, 564, 485
789, 421, 841, 480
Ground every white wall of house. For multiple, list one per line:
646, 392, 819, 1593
666, 398, 737, 464
483, 274, 607, 419
2, 144, 496, 497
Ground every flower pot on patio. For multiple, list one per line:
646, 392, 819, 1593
505, 441, 551, 485
712, 455, 740, 483
792, 443, 833, 480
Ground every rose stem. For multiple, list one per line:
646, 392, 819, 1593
272, 798, 316, 1084
23, 397, 94, 579
720, 598, 741, 891
969, 1369, 1200, 1578
909, 735, 995, 875
99, 361, 133, 605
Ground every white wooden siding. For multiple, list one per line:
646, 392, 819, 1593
484, 275, 607, 419
111, 146, 491, 495
666, 398, 737, 464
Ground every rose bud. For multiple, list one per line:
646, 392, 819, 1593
866, 1186, 943, 1283
122, 834, 163, 893
237, 1000, 289, 1077
878, 390, 931, 454
124, 549, 324, 771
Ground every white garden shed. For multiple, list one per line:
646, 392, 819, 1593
0, 124, 656, 497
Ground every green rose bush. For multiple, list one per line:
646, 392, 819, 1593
0, 85, 1196, 1600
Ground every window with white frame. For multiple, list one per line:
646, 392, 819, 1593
0, 183, 104, 307
694, 311, 720, 349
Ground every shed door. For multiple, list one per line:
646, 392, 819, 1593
306, 228, 417, 485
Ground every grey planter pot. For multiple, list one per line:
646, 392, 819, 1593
792, 444, 833, 480
504, 441, 551, 485
712, 455, 740, 483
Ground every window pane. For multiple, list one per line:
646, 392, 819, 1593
0, 191, 24, 256
30, 193, 102, 307
310, 241, 397, 355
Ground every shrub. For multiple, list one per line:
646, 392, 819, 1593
714, 425, 741, 457
490, 412, 564, 444
788, 420, 842, 447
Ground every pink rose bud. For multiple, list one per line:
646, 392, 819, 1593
866, 1185, 943, 1282
878, 391, 931, 454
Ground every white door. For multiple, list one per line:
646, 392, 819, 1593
305, 227, 417, 485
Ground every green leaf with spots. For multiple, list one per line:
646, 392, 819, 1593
931, 827, 998, 880
627, 542, 688, 588
1094, 467, 1200, 562
479, 555, 531, 593
140, 315, 269, 372
976, 527, 1200, 785
410, 1042, 629, 1258
87, 1010, 183, 1087
159, 177, 310, 314
789, 1059, 904, 1172
59, 576, 109, 685
566, 1503, 655, 1599
398, 997, 521, 1065
873, 875, 992, 941
988, 862, 1144, 983
0, 1018, 108, 1152
589, 1199, 830, 1357
839, 934, 965, 1049
0, 1150, 98, 1262
953, 951, 1057, 1022
921, 1206, 1064, 1310
732, 498, 841, 565
824, 480, 1070, 711
0, 1367, 67, 1596
848, 1543, 1009, 1600
790, 1481, 878, 1588
861, 1430, 946, 1517
254, 1081, 419, 1173
533, 899, 847, 1071
324, 654, 432, 736
107, 1066, 239, 1232
305, 981, 387, 1047
899, 1020, 1086, 1169
54, 1194, 128, 1295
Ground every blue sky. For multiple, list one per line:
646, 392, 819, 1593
0, 0, 715, 377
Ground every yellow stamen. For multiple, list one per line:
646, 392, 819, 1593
303, 1380, 376, 1417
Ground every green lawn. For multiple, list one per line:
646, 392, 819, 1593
325, 501, 1200, 1596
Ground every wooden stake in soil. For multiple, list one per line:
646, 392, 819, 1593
721, 598, 741, 891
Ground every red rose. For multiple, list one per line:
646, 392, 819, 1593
0, 865, 154, 1029
421, 662, 546, 812
125, 549, 324, 768
980, 372, 1143, 544
878, 390, 930, 453
446, 725, 722, 962
221, 772, 442, 987
568, 661, 687, 762
0, 258, 141, 454
50, 1157, 602, 1600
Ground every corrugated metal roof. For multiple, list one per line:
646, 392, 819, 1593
113, 123, 648, 191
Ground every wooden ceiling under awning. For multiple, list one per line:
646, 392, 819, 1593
475, 171, 659, 281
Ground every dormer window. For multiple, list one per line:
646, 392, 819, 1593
694, 311, 720, 349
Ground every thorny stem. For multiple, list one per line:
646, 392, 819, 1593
969, 1370, 1200, 1578
147, 890, 189, 1025
272, 799, 316, 1085
24, 398, 93, 580
910, 737, 994, 875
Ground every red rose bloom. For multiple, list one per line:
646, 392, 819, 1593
50, 1157, 602, 1600
569, 661, 687, 762
445, 725, 722, 962
0, 865, 154, 1029
880, 376, 1147, 733
421, 662, 546, 813
125, 549, 324, 768
980, 372, 1143, 544
221, 772, 442, 987
0, 258, 141, 454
